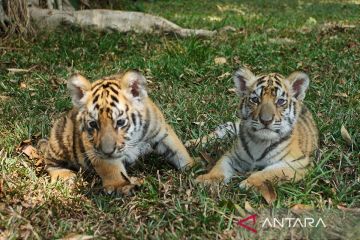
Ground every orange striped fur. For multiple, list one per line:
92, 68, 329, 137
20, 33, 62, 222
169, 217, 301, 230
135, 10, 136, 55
194, 68, 319, 189
42, 70, 194, 195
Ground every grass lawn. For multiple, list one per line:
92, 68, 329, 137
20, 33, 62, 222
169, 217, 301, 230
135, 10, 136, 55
0, 0, 359, 239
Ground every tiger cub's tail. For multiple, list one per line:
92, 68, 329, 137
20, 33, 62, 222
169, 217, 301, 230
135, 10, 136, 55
185, 121, 241, 148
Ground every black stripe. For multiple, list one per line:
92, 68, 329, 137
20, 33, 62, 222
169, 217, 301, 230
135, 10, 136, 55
277, 149, 291, 162
259, 86, 265, 96
141, 108, 151, 138
72, 117, 79, 162
287, 101, 296, 125
232, 149, 251, 168
146, 121, 162, 141
92, 81, 103, 89
56, 117, 70, 160
256, 78, 267, 86
152, 133, 168, 149
163, 147, 177, 160
137, 111, 143, 128
123, 121, 131, 132
298, 117, 310, 150
110, 95, 119, 103
79, 135, 91, 168
131, 113, 137, 125
92, 95, 99, 104
48, 143, 62, 160
92, 85, 102, 96
300, 105, 308, 115
291, 155, 306, 162
239, 126, 254, 160
109, 85, 119, 95
256, 134, 292, 162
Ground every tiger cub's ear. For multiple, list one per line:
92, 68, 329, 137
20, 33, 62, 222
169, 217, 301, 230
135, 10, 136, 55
121, 70, 148, 101
286, 72, 309, 101
67, 73, 92, 107
233, 67, 257, 97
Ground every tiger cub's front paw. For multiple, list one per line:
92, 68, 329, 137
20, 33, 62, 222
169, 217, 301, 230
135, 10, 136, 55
103, 177, 143, 196
239, 179, 253, 190
103, 183, 138, 196
195, 173, 224, 184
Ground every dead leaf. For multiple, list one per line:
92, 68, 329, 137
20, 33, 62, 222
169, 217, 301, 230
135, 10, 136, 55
340, 125, 352, 146
217, 72, 231, 80
192, 121, 205, 127
333, 92, 348, 98
227, 88, 237, 94
257, 181, 277, 204
219, 25, 237, 33
7, 68, 31, 73
244, 201, 255, 213
268, 37, 296, 44
291, 204, 313, 214
19, 82, 27, 89
21, 145, 40, 160
320, 22, 356, 34
214, 57, 227, 65
339, 79, 346, 84
0, 95, 10, 101
60, 233, 95, 240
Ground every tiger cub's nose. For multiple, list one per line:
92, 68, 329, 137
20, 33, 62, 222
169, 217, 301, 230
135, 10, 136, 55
101, 144, 116, 156
260, 114, 274, 126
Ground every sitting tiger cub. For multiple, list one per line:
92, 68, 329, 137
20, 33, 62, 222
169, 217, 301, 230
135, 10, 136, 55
41, 70, 194, 195
193, 67, 318, 189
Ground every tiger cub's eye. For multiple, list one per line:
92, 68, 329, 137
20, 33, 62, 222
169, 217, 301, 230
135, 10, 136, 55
250, 96, 260, 104
89, 121, 98, 129
116, 119, 127, 128
276, 98, 287, 106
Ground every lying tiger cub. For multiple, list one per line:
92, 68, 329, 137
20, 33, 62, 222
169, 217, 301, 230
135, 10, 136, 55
40, 70, 194, 195
192, 68, 319, 189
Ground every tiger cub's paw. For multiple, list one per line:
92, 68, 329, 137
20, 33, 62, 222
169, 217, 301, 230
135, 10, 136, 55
48, 168, 77, 184
239, 179, 253, 190
103, 183, 138, 196
195, 173, 224, 184
103, 177, 143, 196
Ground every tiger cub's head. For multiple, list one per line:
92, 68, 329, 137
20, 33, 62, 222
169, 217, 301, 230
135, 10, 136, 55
233, 67, 310, 140
67, 70, 148, 159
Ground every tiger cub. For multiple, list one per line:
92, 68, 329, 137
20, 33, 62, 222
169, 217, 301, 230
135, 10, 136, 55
194, 68, 318, 189
41, 70, 194, 194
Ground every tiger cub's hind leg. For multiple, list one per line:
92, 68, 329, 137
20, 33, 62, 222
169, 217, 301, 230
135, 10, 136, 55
46, 167, 77, 183
38, 139, 77, 183
185, 121, 240, 148
154, 125, 194, 170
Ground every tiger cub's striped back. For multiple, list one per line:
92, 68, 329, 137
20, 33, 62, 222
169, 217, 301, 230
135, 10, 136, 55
194, 68, 318, 189
42, 70, 194, 195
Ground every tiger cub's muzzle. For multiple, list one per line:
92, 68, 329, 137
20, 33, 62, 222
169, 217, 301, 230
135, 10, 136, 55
257, 102, 276, 128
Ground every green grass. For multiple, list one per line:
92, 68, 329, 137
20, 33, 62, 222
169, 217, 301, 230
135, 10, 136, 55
0, 0, 359, 239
